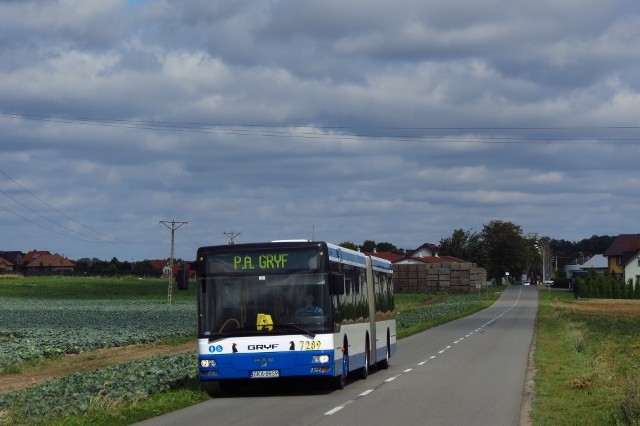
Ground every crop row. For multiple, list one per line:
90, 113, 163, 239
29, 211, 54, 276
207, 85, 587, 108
0, 351, 198, 423
396, 293, 486, 327
0, 298, 196, 368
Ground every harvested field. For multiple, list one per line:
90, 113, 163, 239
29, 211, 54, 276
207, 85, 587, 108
554, 298, 640, 316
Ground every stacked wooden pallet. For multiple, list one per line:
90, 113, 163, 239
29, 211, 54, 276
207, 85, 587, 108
393, 263, 486, 293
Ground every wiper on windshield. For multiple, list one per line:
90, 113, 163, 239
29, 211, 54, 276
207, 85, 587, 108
273, 323, 316, 339
206, 323, 315, 341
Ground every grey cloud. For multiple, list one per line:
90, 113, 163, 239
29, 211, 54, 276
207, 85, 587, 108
1, 0, 639, 261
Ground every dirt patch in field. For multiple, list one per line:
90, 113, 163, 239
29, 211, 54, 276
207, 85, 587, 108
0, 341, 195, 395
554, 298, 640, 316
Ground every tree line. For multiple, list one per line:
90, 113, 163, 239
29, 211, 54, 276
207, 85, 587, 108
341, 220, 617, 284
76, 222, 616, 282
74, 257, 170, 276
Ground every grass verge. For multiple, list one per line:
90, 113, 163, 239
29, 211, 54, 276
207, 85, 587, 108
532, 290, 640, 425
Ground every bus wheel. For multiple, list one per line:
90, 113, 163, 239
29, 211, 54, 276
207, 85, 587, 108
358, 338, 369, 379
333, 339, 349, 389
377, 333, 390, 370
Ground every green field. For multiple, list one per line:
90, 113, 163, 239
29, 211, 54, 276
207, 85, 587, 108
0, 277, 502, 425
532, 290, 640, 425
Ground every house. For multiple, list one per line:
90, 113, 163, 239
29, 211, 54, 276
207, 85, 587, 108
21, 250, 52, 268
148, 259, 169, 276
376, 242, 486, 293
405, 243, 439, 258
564, 254, 608, 278
0, 257, 14, 272
0, 251, 25, 268
366, 251, 405, 263
24, 253, 75, 274
394, 255, 467, 265
622, 250, 640, 287
603, 234, 640, 278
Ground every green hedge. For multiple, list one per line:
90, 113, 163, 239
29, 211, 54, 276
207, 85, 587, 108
575, 275, 640, 299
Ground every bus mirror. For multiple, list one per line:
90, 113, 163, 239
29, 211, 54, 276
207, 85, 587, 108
329, 272, 345, 295
176, 268, 189, 290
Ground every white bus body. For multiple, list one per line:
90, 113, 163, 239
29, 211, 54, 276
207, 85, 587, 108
196, 241, 396, 389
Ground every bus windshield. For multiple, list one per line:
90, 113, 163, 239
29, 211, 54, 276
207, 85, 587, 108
198, 246, 332, 339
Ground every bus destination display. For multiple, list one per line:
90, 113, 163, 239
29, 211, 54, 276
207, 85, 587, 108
234, 253, 288, 270
206, 247, 320, 273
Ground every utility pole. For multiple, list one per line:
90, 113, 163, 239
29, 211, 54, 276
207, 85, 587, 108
160, 220, 188, 304
223, 231, 241, 245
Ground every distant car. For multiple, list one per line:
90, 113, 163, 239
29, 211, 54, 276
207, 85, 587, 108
522, 280, 531, 286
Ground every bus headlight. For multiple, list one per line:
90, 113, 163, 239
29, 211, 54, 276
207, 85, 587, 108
200, 359, 217, 368
312, 355, 330, 364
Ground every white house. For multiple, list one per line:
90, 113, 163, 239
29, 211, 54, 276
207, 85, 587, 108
622, 250, 640, 287
564, 254, 607, 278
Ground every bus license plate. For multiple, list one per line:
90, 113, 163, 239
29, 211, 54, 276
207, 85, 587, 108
251, 370, 279, 379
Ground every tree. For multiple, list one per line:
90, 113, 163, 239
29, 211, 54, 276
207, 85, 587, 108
338, 241, 359, 251
376, 242, 403, 254
481, 220, 531, 282
361, 240, 376, 252
133, 260, 162, 276
439, 228, 483, 263
548, 235, 616, 270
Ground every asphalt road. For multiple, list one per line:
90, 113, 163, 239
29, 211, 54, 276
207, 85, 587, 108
136, 285, 538, 426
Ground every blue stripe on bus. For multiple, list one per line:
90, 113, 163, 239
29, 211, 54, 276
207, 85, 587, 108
198, 350, 338, 380
327, 246, 367, 266
370, 257, 393, 272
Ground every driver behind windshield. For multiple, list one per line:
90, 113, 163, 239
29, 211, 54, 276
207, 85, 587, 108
295, 293, 323, 315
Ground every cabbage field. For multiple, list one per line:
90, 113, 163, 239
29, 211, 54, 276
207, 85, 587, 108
0, 352, 198, 422
0, 298, 196, 367
0, 277, 199, 424
0, 277, 502, 424
396, 293, 491, 328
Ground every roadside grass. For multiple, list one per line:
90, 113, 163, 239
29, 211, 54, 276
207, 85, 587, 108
532, 291, 640, 425
25, 387, 211, 426
0, 277, 506, 425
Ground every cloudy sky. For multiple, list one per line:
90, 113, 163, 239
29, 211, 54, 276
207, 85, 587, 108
1, 0, 639, 262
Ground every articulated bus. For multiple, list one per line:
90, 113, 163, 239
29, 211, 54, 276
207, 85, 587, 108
196, 240, 396, 389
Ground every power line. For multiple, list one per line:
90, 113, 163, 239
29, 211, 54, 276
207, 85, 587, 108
0, 169, 130, 244
0, 187, 122, 244
3, 111, 640, 131
2, 112, 640, 145
0, 204, 114, 244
